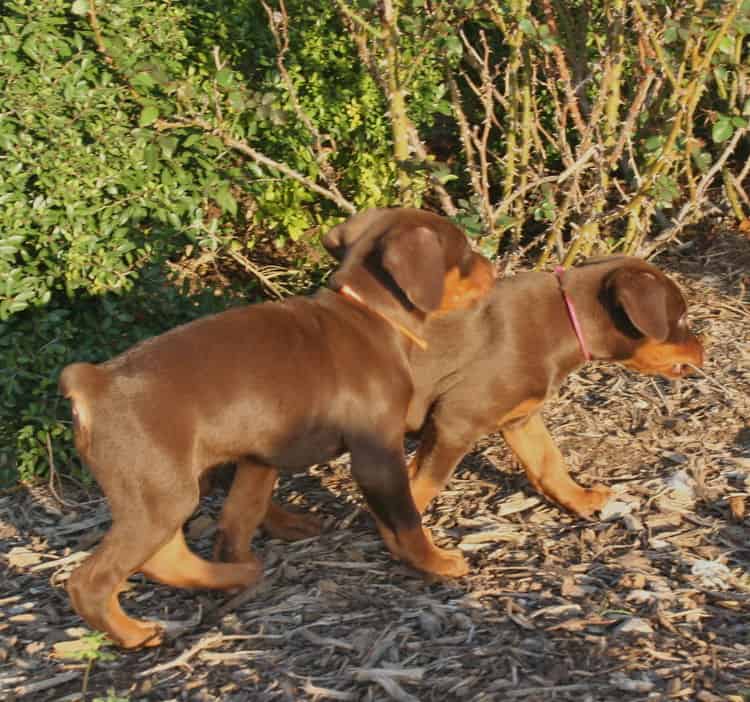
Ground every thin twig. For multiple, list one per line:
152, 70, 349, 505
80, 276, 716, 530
13, 672, 82, 698
227, 249, 295, 299
137, 633, 239, 677
641, 126, 748, 256
155, 117, 356, 213
45, 432, 77, 508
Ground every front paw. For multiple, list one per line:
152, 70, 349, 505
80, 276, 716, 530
572, 484, 612, 518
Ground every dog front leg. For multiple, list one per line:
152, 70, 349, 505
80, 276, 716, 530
502, 414, 611, 518
407, 414, 480, 514
350, 438, 468, 578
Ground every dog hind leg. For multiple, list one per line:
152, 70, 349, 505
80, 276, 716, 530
213, 459, 277, 562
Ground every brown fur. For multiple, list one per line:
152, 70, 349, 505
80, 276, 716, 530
59, 208, 495, 648
249, 253, 703, 552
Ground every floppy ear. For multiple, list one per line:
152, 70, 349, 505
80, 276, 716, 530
381, 226, 445, 312
322, 209, 387, 261
609, 268, 669, 342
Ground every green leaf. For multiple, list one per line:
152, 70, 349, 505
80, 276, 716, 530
247, 162, 264, 178
132, 72, 157, 90
433, 168, 457, 185
139, 105, 159, 127
718, 35, 735, 55
712, 119, 733, 143
443, 35, 462, 62
70, 0, 90, 16
183, 133, 202, 148
519, 18, 535, 36
215, 185, 237, 217
663, 22, 679, 45
157, 135, 178, 158
691, 150, 712, 173
215, 68, 233, 88
644, 135, 663, 152
228, 91, 245, 110
495, 214, 520, 232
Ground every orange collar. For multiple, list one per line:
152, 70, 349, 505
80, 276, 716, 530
338, 285, 429, 351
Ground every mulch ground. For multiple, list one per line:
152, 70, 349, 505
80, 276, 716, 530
1, 230, 749, 702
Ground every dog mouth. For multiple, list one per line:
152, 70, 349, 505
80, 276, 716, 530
666, 363, 689, 378
622, 360, 698, 379
624, 336, 704, 380
661, 361, 703, 379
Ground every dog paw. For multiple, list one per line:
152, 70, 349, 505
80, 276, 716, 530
117, 620, 164, 649
263, 510, 322, 541
425, 547, 470, 578
574, 484, 612, 518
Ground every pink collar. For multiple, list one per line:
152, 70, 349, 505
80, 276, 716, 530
554, 266, 591, 362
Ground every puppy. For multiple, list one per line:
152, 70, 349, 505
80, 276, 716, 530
248, 251, 703, 551
59, 208, 494, 648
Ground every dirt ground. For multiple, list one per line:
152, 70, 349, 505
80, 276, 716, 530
1, 231, 749, 702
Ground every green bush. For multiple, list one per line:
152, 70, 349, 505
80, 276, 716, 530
1, 0, 748, 484
0, 265, 264, 485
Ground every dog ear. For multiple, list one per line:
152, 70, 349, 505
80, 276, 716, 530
381, 226, 445, 312
609, 268, 670, 342
322, 209, 387, 261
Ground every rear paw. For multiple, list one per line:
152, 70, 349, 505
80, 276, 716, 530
213, 529, 255, 564
424, 548, 470, 578
118, 621, 164, 649
263, 511, 322, 541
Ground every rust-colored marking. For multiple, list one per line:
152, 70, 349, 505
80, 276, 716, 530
438, 256, 495, 313
104, 590, 162, 648
502, 414, 610, 518
373, 516, 468, 577
497, 398, 543, 428
141, 529, 261, 590
622, 335, 704, 378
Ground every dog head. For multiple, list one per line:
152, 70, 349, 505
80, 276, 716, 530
598, 258, 704, 378
322, 208, 495, 315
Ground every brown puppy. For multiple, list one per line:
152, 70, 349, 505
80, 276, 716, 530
402, 256, 704, 519
59, 208, 495, 649
248, 253, 703, 548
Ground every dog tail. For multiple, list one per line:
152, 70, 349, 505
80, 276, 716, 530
59, 362, 103, 454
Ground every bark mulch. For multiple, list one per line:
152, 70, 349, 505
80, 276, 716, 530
1, 230, 748, 702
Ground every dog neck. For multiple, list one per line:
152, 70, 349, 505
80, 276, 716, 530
562, 260, 647, 363
337, 283, 429, 351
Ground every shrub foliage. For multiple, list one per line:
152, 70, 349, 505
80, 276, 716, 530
1, 0, 748, 482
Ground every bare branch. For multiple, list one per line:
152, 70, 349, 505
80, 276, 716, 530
155, 117, 356, 213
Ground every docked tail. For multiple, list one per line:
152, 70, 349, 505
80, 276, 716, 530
59, 362, 102, 454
